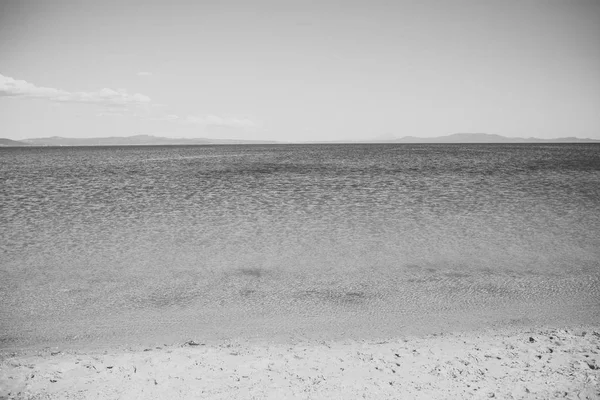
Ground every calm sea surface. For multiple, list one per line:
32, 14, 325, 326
1, 144, 599, 347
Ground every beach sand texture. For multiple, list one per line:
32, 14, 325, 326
1, 327, 599, 399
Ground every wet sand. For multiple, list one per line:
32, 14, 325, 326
1, 326, 599, 399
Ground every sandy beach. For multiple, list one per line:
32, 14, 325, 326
2, 0, 600, 396
1, 326, 599, 400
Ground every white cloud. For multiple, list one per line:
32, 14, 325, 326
96, 109, 127, 117
0, 73, 151, 107
0, 73, 260, 130
148, 114, 180, 122
186, 115, 256, 129
149, 113, 256, 130
137, 71, 153, 77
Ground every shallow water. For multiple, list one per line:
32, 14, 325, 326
1, 144, 599, 347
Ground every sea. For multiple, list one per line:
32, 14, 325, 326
1, 144, 599, 348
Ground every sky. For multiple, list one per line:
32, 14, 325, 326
1, 0, 599, 141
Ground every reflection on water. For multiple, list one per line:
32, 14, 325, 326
1, 144, 599, 347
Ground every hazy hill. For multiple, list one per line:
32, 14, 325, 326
18, 135, 279, 146
0, 138, 33, 146
373, 133, 600, 143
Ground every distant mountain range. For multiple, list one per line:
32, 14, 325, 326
0, 138, 34, 146
0, 135, 279, 146
368, 133, 600, 143
0, 133, 598, 146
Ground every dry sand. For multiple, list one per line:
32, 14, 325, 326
1, 326, 599, 399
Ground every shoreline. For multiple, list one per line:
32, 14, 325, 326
2, 325, 599, 399
3, 287, 598, 354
